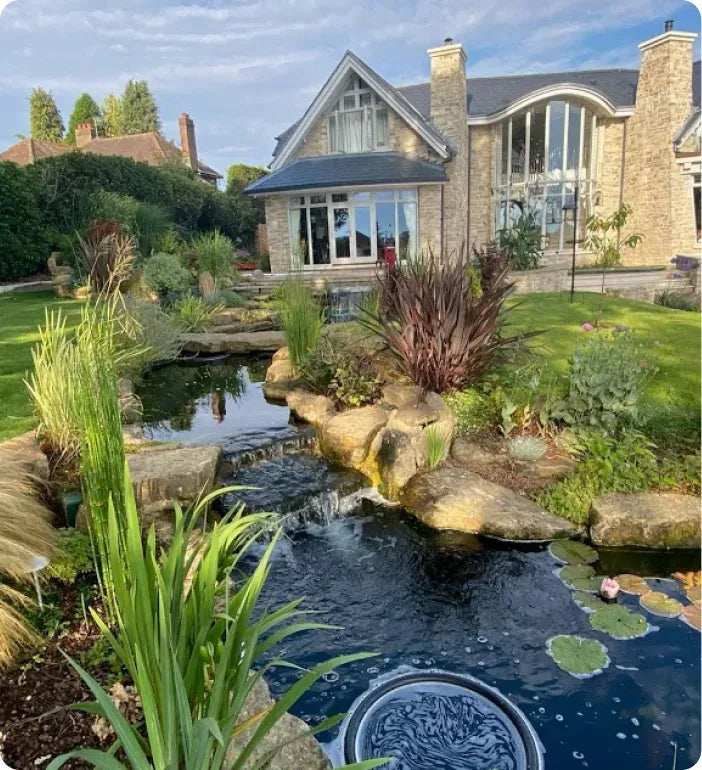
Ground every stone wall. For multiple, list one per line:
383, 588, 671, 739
290, 114, 328, 161
622, 31, 697, 265
428, 43, 469, 255
388, 110, 443, 162
468, 125, 493, 249
264, 197, 290, 273
418, 185, 442, 254
596, 118, 625, 218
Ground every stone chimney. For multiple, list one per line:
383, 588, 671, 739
75, 122, 95, 148
179, 112, 198, 172
622, 21, 697, 262
427, 38, 469, 255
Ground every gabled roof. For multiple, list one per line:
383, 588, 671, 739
674, 107, 701, 152
0, 137, 71, 166
245, 152, 447, 195
270, 50, 451, 170
83, 132, 222, 179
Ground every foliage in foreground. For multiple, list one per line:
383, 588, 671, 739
536, 429, 701, 523
48, 469, 384, 770
360, 247, 529, 393
497, 212, 542, 271
0, 457, 56, 667
424, 424, 452, 470
171, 295, 222, 333
276, 275, 325, 371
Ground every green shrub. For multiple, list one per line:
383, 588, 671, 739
443, 388, 497, 434
115, 296, 182, 375
0, 161, 49, 280
550, 331, 656, 431
48, 529, 94, 582
170, 295, 220, 332
142, 252, 191, 297
301, 336, 379, 406
424, 424, 452, 470
654, 290, 700, 312
191, 229, 236, 290
497, 213, 542, 271
210, 289, 245, 308
276, 275, 325, 370
259, 251, 271, 272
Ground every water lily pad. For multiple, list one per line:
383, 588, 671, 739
639, 591, 683, 618
589, 605, 649, 639
615, 574, 651, 596
680, 604, 701, 631
559, 565, 601, 592
560, 564, 595, 581
549, 540, 599, 565
572, 591, 605, 613
546, 634, 610, 678
569, 577, 604, 593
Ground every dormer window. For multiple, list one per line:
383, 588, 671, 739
328, 76, 389, 153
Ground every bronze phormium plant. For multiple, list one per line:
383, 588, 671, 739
359, 246, 528, 393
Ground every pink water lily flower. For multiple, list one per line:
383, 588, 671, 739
600, 577, 620, 600
582, 322, 595, 331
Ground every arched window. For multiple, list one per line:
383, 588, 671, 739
494, 100, 598, 251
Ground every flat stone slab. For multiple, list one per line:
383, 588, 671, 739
128, 445, 221, 513
401, 466, 583, 541
181, 330, 285, 354
590, 492, 701, 549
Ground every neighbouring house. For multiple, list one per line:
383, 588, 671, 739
245, 21, 701, 272
0, 112, 222, 186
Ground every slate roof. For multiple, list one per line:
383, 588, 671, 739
245, 152, 447, 194
0, 138, 71, 166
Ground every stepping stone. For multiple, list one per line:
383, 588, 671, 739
181, 330, 285, 354
590, 492, 700, 549
400, 466, 583, 541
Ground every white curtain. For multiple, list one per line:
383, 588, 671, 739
340, 111, 363, 152
399, 201, 417, 260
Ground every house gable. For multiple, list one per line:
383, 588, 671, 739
272, 51, 451, 170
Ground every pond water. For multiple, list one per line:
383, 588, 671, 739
138, 358, 701, 770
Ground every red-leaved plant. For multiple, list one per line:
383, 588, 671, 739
359, 244, 530, 393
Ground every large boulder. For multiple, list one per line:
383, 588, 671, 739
319, 405, 388, 468
367, 426, 423, 495
225, 676, 330, 770
286, 389, 335, 429
128, 445, 222, 515
263, 348, 301, 402
590, 492, 701, 549
401, 466, 583, 541
181, 330, 285, 354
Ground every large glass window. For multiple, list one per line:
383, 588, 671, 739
328, 75, 390, 153
288, 189, 417, 266
494, 99, 598, 252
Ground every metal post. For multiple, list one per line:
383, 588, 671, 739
569, 184, 579, 304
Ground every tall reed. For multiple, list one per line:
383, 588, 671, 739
276, 274, 324, 370
48, 468, 385, 770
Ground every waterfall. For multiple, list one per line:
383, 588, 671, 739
222, 430, 317, 473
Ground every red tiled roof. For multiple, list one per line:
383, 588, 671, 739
0, 138, 71, 166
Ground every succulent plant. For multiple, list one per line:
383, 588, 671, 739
507, 435, 547, 462
547, 635, 609, 678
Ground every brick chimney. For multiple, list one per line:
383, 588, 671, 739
179, 112, 198, 172
427, 38, 469, 255
75, 122, 95, 148
622, 21, 698, 262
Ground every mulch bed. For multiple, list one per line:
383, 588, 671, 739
0, 583, 113, 769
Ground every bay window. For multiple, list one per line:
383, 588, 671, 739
288, 188, 417, 267
328, 76, 390, 153
494, 99, 598, 251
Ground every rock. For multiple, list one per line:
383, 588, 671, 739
272, 347, 290, 362
529, 454, 577, 480
263, 351, 300, 402
401, 466, 583, 541
286, 389, 335, 429
368, 426, 422, 496
590, 492, 701, 549
451, 438, 504, 467
319, 405, 388, 468
127, 445, 222, 515
181, 330, 286, 354
0, 431, 49, 482
210, 320, 276, 334
381, 383, 424, 409
118, 378, 142, 425
225, 677, 330, 770
386, 391, 453, 433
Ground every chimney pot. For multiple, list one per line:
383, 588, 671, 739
444, 36, 453, 45
664, 19, 674, 32
75, 122, 95, 148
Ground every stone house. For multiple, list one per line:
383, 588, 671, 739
245, 22, 700, 272
0, 112, 222, 185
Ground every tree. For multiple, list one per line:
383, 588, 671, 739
226, 163, 267, 194
66, 93, 101, 144
120, 80, 161, 135
29, 87, 64, 141
225, 164, 267, 250
584, 203, 643, 320
102, 92, 124, 137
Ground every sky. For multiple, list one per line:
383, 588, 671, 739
0, 0, 700, 177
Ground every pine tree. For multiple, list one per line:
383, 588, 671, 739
120, 80, 161, 135
65, 93, 101, 144
101, 93, 124, 137
29, 87, 64, 141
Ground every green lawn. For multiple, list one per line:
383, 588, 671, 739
507, 292, 701, 417
0, 290, 83, 443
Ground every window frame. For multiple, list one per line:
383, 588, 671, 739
327, 75, 391, 154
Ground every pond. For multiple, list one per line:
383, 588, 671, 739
138, 358, 701, 770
